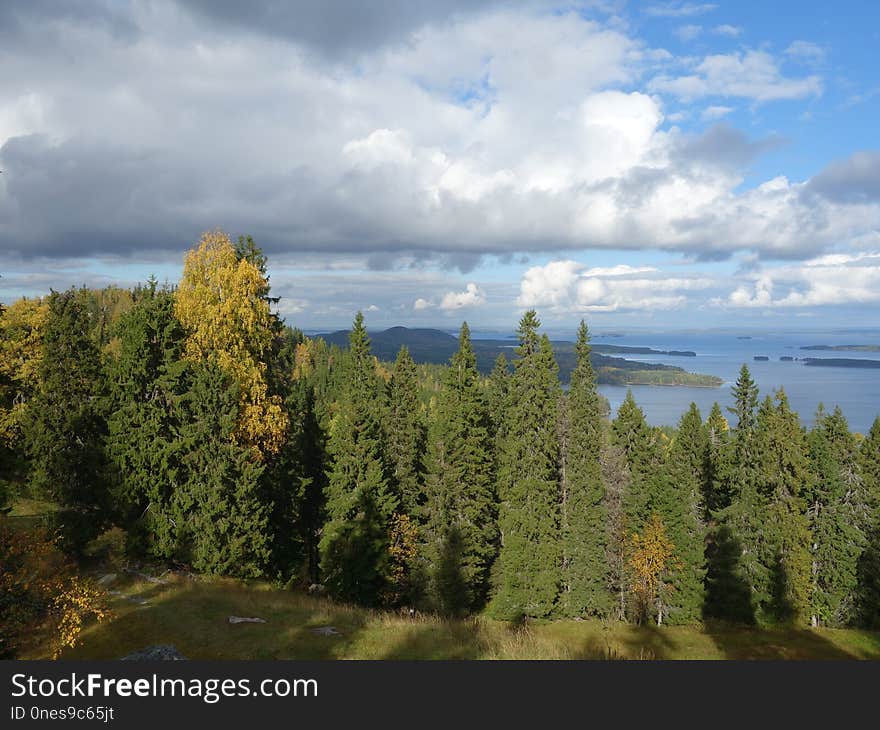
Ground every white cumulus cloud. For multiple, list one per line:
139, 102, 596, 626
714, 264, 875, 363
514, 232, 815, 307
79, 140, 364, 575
440, 282, 486, 310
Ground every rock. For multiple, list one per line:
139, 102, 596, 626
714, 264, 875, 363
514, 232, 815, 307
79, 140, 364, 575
307, 583, 326, 595
121, 645, 186, 661
97, 573, 117, 585
312, 626, 340, 636
228, 616, 266, 624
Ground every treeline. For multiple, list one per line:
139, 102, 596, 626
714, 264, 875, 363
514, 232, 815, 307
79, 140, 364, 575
2, 231, 880, 630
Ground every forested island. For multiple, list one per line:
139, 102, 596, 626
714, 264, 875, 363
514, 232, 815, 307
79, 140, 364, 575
802, 344, 880, 352
2, 231, 880, 660
803, 358, 880, 369
320, 327, 718, 387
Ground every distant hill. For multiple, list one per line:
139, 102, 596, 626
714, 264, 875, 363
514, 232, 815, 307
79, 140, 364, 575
317, 327, 721, 387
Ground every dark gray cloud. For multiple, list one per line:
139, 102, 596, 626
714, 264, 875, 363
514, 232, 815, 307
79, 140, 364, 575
0, 0, 140, 43
804, 151, 880, 204
175, 0, 508, 59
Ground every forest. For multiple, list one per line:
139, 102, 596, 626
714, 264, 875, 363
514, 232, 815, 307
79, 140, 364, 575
2, 230, 880, 659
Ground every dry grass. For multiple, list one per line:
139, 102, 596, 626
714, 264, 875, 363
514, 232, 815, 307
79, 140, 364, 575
22, 573, 880, 661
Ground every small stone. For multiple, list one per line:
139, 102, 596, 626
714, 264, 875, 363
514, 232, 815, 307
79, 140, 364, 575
312, 626, 340, 636
228, 616, 267, 624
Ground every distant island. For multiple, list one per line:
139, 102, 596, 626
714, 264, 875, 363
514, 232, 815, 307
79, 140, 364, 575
803, 357, 880, 369
590, 344, 696, 357
317, 327, 722, 387
754, 355, 769, 361
737, 335, 752, 340
801, 344, 880, 352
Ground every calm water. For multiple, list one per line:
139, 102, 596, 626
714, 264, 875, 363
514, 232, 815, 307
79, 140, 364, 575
582, 329, 880, 434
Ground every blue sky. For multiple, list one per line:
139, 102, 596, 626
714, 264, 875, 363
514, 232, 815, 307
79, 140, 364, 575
1, 0, 879, 332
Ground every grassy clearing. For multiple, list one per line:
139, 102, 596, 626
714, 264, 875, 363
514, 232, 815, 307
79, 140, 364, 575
22, 573, 880, 660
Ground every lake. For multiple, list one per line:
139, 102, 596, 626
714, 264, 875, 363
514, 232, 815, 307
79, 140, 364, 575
469, 327, 880, 434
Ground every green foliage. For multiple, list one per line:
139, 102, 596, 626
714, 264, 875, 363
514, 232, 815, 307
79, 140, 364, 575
490, 312, 561, 619
612, 390, 662, 533
23, 290, 110, 553
806, 406, 869, 626
175, 363, 270, 577
558, 321, 612, 618
385, 346, 426, 515
319, 313, 398, 605
654, 404, 707, 624
422, 323, 497, 614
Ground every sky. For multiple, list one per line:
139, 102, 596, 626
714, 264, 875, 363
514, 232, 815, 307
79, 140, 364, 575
2, 0, 880, 332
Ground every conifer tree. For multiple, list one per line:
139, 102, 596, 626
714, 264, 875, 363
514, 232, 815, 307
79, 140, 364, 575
704, 402, 730, 517
487, 352, 510, 442
655, 403, 707, 623
24, 290, 110, 553
612, 390, 661, 532
856, 417, 880, 626
105, 282, 189, 557
386, 346, 426, 516
558, 321, 612, 617
175, 363, 270, 577
320, 313, 398, 605
490, 312, 561, 619
806, 406, 869, 626
422, 323, 497, 614
754, 391, 813, 624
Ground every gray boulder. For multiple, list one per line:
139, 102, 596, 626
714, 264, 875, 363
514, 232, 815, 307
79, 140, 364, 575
121, 645, 187, 660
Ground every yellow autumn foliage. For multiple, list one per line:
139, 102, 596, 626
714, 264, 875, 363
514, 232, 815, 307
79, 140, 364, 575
0, 297, 49, 445
628, 513, 676, 625
175, 230, 288, 457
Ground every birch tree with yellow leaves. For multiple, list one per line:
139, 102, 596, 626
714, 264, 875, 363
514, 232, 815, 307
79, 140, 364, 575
175, 230, 288, 458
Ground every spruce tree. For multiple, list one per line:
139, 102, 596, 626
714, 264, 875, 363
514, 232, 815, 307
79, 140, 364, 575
806, 406, 869, 626
487, 352, 510, 443
754, 391, 813, 624
856, 417, 880, 627
319, 313, 398, 605
105, 282, 189, 557
612, 390, 661, 533
654, 403, 707, 624
175, 362, 270, 577
703, 402, 730, 517
422, 323, 497, 614
386, 346, 426, 516
24, 290, 110, 553
558, 320, 612, 617
490, 312, 561, 619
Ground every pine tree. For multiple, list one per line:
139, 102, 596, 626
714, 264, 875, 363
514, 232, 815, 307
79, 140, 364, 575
24, 290, 110, 553
654, 403, 707, 624
175, 363, 270, 577
490, 312, 561, 619
422, 323, 497, 614
319, 313, 398, 605
558, 321, 612, 618
806, 406, 869, 626
386, 346, 426, 516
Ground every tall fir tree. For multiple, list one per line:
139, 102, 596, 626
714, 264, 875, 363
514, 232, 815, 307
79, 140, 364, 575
654, 404, 707, 624
24, 290, 110, 553
490, 312, 561, 619
754, 391, 813, 624
386, 346, 426, 516
105, 282, 189, 557
857, 417, 880, 627
703, 402, 730, 518
806, 406, 869, 626
422, 323, 497, 614
319, 313, 398, 605
611, 390, 661, 533
558, 320, 612, 618
487, 352, 510, 443
175, 362, 270, 577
